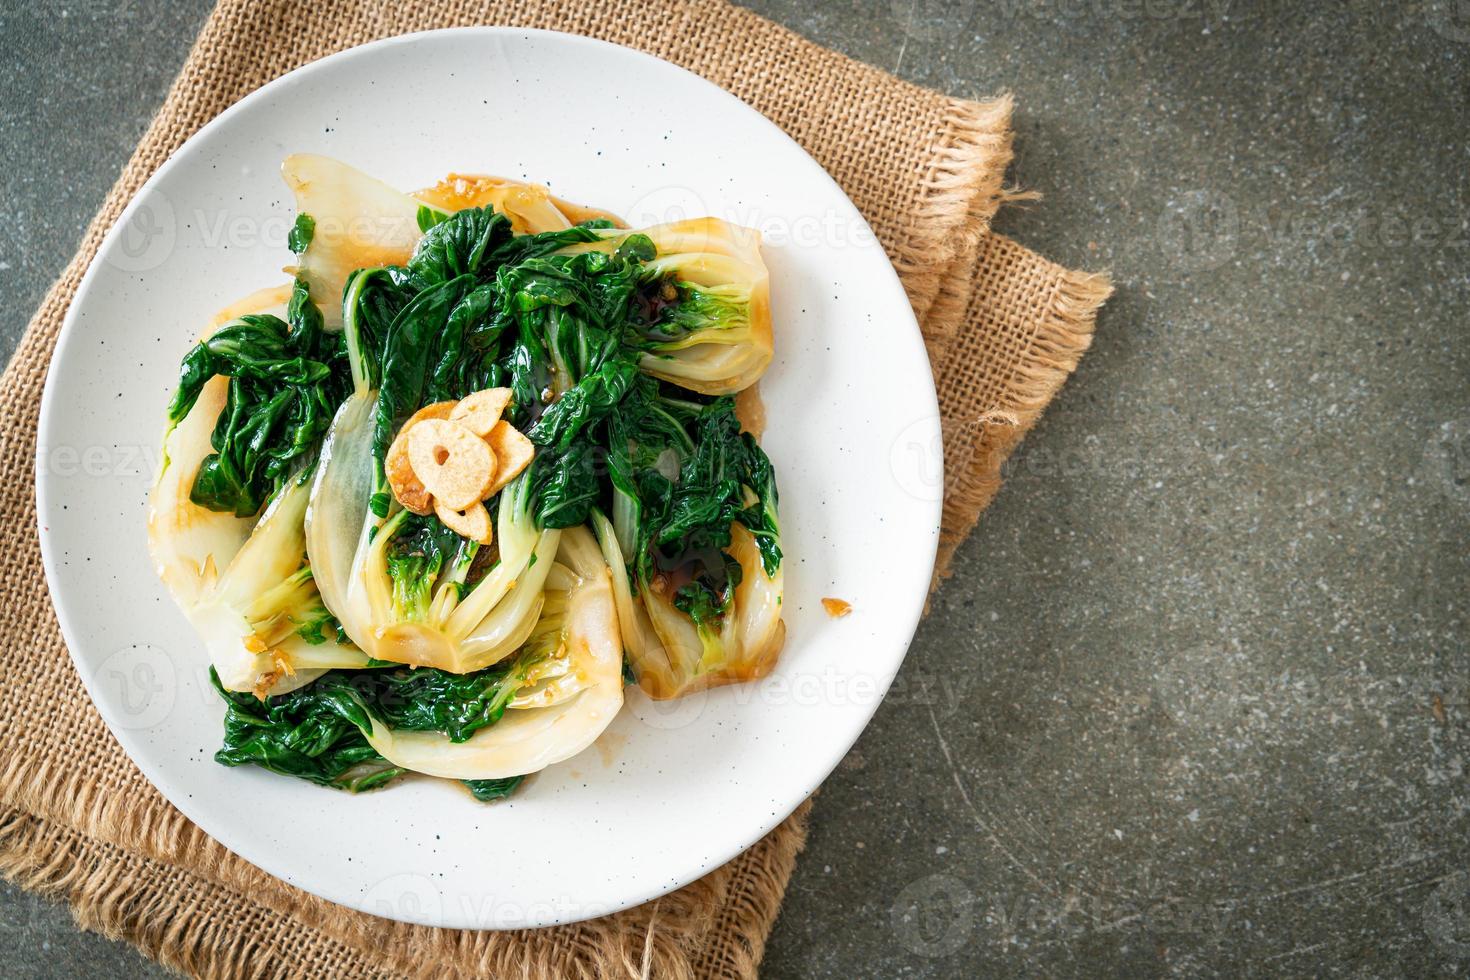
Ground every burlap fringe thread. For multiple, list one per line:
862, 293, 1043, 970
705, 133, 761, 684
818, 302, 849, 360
935, 237, 1114, 578
0, 800, 810, 979
895, 95, 1015, 323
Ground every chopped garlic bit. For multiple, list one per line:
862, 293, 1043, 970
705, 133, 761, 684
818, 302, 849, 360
821, 597, 852, 619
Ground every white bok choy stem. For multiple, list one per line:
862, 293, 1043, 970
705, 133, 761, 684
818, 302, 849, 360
282, 154, 425, 329
362, 525, 625, 780
148, 291, 371, 696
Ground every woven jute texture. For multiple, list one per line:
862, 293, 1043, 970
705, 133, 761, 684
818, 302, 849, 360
0, 1, 1111, 976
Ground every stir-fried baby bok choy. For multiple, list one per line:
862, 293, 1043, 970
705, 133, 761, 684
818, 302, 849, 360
148, 284, 371, 696
561, 218, 773, 395
358, 525, 623, 779
154, 153, 788, 798
589, 379, 785, 700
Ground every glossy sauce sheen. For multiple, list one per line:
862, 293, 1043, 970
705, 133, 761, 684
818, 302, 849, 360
414, 174, 627, 229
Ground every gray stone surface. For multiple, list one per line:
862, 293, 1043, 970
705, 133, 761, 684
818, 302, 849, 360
1, 0, 1467, 977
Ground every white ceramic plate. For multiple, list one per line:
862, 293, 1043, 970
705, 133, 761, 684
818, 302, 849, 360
37, 28, 941, 929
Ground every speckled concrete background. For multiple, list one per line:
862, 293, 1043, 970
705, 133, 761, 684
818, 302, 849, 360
2, 1, 1467, 977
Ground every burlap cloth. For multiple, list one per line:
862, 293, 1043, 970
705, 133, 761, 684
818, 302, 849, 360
0, 1, 1111, 976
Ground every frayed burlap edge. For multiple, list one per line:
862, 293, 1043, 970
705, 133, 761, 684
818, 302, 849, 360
919, 185, 1040, 361
0, 799, 812, 980
933, 235, 1114, 580
896, 95, 1015, 323
0, 809, 398, 980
